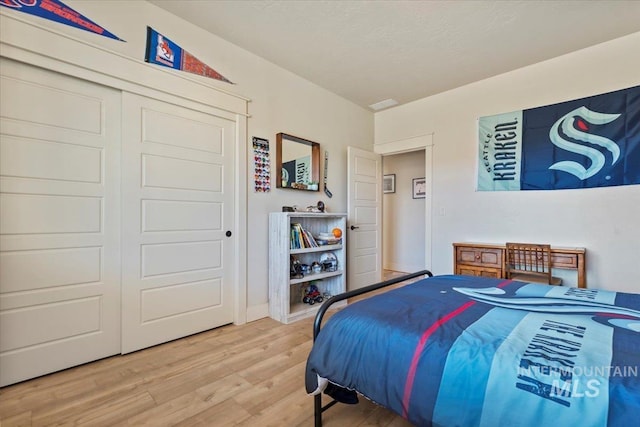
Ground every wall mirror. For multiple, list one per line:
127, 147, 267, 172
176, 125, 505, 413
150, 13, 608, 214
276, 132, 320, 191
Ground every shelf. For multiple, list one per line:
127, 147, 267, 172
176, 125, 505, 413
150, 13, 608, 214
288, 300, 347, 322
290, 301, 322, 315
289, 270, 343, 285
269, 212, 347, 324
290, 244, 342, 254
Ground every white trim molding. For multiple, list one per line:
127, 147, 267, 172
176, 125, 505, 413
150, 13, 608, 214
0, 11, 250, 117
374, 133, 434, 155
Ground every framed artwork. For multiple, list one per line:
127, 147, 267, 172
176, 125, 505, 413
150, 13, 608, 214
412, 177, 426, 199
383, 174, 396, 193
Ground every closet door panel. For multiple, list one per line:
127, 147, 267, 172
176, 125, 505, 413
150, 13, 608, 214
121, 93, 235, 354
0, 59, 121, 387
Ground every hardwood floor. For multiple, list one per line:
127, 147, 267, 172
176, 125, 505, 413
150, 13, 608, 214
0, 271, 418, 427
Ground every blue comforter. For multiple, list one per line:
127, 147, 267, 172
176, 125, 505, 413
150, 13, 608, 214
305, 275, 640, 426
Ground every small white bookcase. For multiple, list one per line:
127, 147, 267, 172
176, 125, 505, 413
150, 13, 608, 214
269, 212, 347, 323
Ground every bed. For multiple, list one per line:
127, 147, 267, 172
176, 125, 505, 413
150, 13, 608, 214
305, 272, 640, 426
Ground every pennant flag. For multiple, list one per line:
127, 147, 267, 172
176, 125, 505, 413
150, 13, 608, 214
478, 85, 640, 191
144, 26, 233, 84
0, 0, 124, 41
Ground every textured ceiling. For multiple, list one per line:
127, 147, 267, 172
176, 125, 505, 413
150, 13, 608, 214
149, 0, 640, 110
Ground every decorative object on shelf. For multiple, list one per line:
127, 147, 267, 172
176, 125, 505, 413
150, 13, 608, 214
314, 231, 342, 246
300, 264, 311, 276
290, 255, 303, 279
282, 206, 295, 212
276, 133, 320, 191
383, 174, 396, 193
315, 231, 341, 246
306, 201, 326, 213
252, 137, 270, 192
311, 262, 323, 274
320, 252, 338, 272
412, 177, 426, 199
302, 283, 324, 305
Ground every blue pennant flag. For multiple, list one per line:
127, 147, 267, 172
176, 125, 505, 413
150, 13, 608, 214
144, 27, 233, 84
1, 0, 124, 41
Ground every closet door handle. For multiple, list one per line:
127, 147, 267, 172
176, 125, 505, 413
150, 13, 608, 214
350, 225, 359, 230
226, 230, 232, 237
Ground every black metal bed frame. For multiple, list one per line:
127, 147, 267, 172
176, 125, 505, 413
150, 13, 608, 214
311, 269, 433, 427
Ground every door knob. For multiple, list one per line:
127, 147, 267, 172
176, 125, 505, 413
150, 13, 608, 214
350, 225, 359, 230
226, 230, 232, 237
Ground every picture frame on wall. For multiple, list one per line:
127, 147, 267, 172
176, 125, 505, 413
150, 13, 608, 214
412, 177, 426, 199
383, 174, 396, 193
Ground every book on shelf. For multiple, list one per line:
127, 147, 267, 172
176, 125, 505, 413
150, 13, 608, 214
314, 231, 341, 246
290, 223, 318, 249
316, 238, 341, 246
303, 229, 318, 247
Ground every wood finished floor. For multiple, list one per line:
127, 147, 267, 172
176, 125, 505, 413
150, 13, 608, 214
0, 271, 420, 427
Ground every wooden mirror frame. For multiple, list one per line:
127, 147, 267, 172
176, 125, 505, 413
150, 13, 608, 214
275, 132, 321, 191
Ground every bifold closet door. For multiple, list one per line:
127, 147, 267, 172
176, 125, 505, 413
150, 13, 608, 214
120, 93, 235, 354
0, 59, 121, 386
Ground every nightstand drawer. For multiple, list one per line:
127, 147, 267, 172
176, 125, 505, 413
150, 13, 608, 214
456, 246, 502, 268
456, 265, 502, 278
550, 253, 578, 268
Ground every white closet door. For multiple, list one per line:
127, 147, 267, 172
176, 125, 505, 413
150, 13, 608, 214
121, 93, 235, 353
0, 59, 121, 386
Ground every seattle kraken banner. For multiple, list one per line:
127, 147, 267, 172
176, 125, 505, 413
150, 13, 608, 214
144, 27, 233, 84
0, 0, 124, 41
478, 85, 640, 191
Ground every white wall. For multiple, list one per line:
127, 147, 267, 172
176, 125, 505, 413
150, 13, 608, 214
2, 1, 374, 320
375, 32, 640, 292
382, 151, 425, 272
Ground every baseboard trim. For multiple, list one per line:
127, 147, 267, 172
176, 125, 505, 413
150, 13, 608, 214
246, 303, 269, 323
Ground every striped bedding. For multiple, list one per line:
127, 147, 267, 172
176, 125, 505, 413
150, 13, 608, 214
305, 275, 640, 426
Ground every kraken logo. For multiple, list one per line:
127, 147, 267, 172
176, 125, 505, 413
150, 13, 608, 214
549, 106, 621, 180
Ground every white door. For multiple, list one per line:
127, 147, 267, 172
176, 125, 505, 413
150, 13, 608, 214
0, 59, 121, 386
347, 147, 382, 290
121, 93, 235, 353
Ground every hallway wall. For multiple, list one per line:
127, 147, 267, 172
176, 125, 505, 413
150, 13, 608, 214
382, 150, 426, 273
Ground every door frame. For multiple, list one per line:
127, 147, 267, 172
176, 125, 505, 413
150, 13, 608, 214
374, 134, 434, 272
1, 13, 249, 324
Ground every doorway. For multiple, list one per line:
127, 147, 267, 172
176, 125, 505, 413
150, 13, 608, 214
347, 140, 433, 289
382, 150, 427, 273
